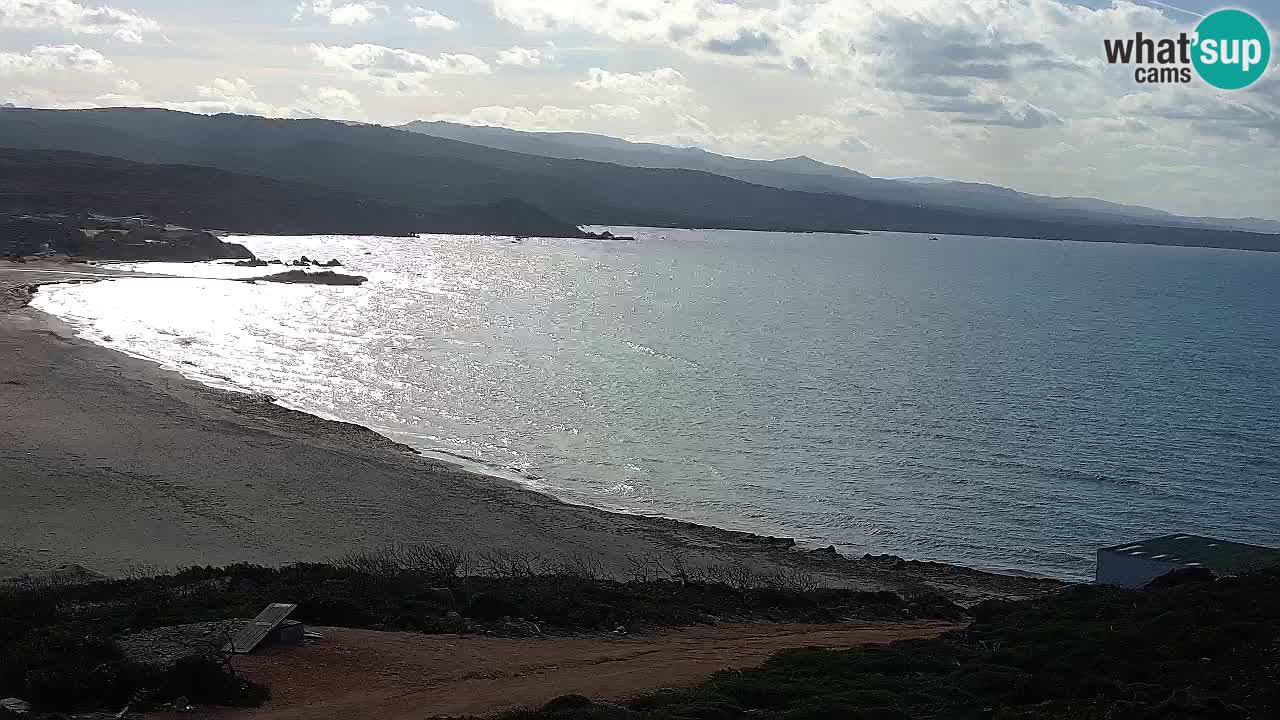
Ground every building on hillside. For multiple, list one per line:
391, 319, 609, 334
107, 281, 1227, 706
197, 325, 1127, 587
1096, 534, 1280, 588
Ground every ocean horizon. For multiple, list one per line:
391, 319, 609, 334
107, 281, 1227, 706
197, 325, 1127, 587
32, 227, 1280, 581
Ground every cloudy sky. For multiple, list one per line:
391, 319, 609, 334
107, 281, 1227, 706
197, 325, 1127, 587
1, 0, 1276, 218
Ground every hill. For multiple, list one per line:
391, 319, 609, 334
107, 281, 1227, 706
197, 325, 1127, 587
0, 146, 580, 238
401, 120, 1280, 235
1, 108, 1277, 251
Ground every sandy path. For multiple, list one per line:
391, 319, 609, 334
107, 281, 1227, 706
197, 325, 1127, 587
171, 622, 955, 719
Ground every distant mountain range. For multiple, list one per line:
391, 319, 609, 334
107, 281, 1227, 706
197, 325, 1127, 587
0, 147, 575, 237
0, 107, 1276, 251
400, 120, 1280, 236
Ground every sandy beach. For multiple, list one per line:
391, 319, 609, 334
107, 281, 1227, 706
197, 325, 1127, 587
0, 260, 1059, 601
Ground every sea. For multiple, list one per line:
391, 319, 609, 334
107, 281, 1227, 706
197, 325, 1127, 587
31, 227, 1280, 581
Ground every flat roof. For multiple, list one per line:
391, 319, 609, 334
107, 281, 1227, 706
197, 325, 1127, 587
1100, 534, 1280, 573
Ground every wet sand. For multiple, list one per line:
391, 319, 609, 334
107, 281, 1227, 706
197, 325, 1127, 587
0, 260, 1061, 602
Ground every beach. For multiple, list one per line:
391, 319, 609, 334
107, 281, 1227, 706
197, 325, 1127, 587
0, 259, 1059, 602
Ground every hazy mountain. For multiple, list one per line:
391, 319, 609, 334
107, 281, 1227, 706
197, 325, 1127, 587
892, 176, 955, 185
1, 108, 1276, 252
0, 146, 578, 237
401, 121, 1279, 235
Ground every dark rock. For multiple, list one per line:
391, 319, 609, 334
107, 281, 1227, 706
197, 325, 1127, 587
1151, 566, 1218, 587
319, 258, 343, 267
67, 224, 254, 262
267, 259, 284, 265
1, 697, 33, 716
542, 695, 592, 712
232, 259, 268, 267
441, 611, 467, 633
247, 270, 367, 286
809, 545, 841, 558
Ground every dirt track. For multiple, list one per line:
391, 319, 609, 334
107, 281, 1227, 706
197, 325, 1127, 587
176, 622, 955, 719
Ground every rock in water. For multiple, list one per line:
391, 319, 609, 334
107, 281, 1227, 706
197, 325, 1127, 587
246, 270, 367, 286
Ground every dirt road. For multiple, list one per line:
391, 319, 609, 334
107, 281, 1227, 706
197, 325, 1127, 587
177, 622, 954, 719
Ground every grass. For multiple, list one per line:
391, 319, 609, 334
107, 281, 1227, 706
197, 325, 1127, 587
495, 568, 1280, 719
0, 547, 961, 713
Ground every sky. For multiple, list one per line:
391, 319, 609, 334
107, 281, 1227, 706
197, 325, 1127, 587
0, 0, 1277, 218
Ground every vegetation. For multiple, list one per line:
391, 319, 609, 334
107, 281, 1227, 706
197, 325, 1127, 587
0, 547, 959, 714
494, 568, 1280, 719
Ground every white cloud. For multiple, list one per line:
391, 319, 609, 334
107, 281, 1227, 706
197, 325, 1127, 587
437, 102, 642, 130
575, 67, 695, 108
308, 43, 490, 95
0, 0, 158, 43
330, 2, 387, 25
407, 5, 457, 30
0, 44, 114, 74
295, 0, 388, 25
495, 46, 541, 67
294, 85, 364, 119
196, 77, 256, 102
112, 78, 366, 121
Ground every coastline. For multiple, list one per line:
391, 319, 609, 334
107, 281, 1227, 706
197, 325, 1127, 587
0, 260, 1063, 603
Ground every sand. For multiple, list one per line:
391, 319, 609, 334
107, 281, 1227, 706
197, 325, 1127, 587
0, 260, 1061, 602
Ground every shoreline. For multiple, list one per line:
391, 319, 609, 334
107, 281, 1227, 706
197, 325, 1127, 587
0, 260, 1063, 603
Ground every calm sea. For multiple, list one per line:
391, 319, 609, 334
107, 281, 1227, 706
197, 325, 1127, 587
33, 228, 1280, 580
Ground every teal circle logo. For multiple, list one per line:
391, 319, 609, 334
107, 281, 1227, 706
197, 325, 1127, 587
1192, 9, 1270, 90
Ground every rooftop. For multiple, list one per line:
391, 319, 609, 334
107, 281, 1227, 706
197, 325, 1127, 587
1100, 534, 1280, 573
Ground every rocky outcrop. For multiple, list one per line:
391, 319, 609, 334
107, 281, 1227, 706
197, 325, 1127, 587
82, 226, 255, 262
287, 256, 344, 267
0, 215, 255, 262
583, 230, 637, 241
247, 270, 367, 286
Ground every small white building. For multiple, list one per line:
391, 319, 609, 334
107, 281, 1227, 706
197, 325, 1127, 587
1096, 534, 1280, 588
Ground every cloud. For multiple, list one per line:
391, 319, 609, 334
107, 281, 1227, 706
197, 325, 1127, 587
294, 85, 364, 119
703, 29, 777, 57
0, 44, 114, 74
407, 6, 456, 30
495, 46, 542, 67
116, 78, 366, 121
575, 67, 694, 107
308, 43, 490, 95
1117, 86, 1280, 143
435, 102, 641, 130
331, 2, 387, 24
295, 1, 388, 25
484, 0, 1189, 134
952, 97, 1064, 129
0, 0, 159, 43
